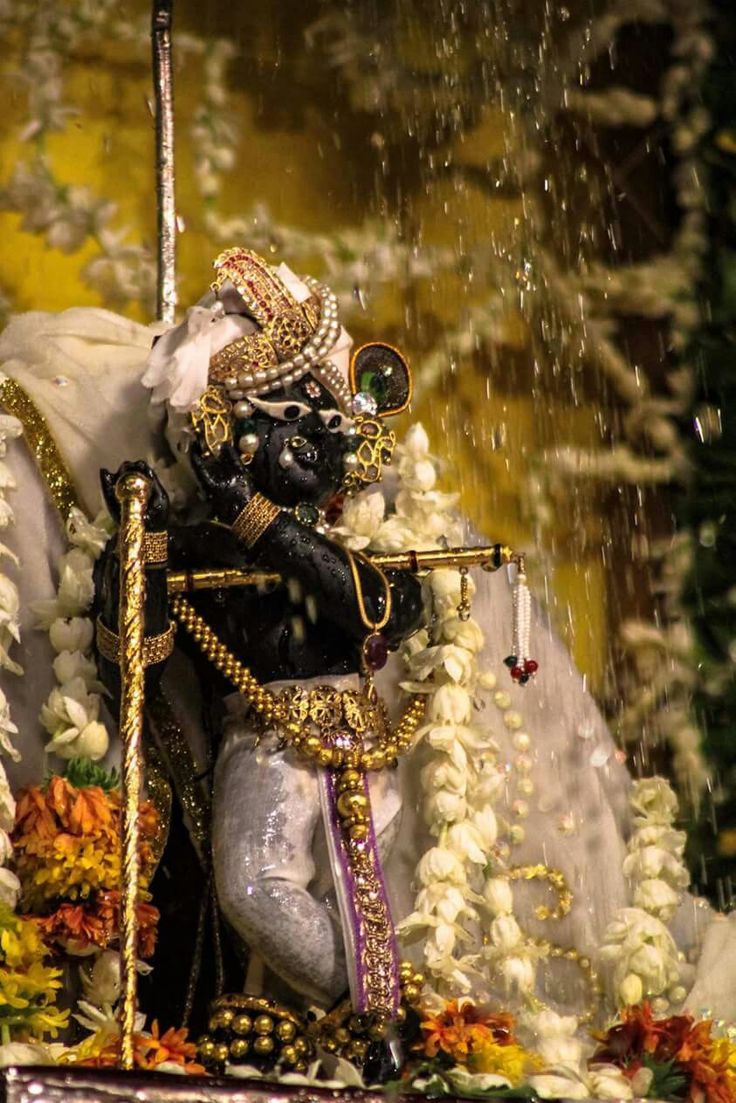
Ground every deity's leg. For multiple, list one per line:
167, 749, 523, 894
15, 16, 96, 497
212, 715, 348, 1007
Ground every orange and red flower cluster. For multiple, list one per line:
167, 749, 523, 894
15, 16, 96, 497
69, 1020, 204, 1074
594, 1002, 736, 1103
11, 776, 160, 957
420, 999, 539, 1083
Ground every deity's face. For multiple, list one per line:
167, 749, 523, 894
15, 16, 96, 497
240, 374, 353, 508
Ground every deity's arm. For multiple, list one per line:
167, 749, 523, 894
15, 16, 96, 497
246, 511, 424, 647
192, 443, 424, 647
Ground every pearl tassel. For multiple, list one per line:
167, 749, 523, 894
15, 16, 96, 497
504, 555, 538, 685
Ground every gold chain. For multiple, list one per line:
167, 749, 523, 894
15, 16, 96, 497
170, 595, 425, 770
346, 549, 392, 633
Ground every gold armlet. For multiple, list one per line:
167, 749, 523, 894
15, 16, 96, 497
142, 530, 168, 565
231, 493, 281, 549
96, 618, 176, 666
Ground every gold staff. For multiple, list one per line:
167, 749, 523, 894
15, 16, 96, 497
167, 543, 516, 595
115, 471, 151, 1069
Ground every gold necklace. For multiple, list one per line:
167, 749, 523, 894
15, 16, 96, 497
346, 548, 393, 678
170, 595, 425, 772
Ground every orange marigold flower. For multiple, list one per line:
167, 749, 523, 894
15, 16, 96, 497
37, 904, 107, 950
74, 1024, 204, 1075
421, 999, 517, 1064
594, 1003, 736, 1103
94, 891, 159, 958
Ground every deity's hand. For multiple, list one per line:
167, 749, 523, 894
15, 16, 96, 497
100, 460, 169, 532
190, 443, 255, 526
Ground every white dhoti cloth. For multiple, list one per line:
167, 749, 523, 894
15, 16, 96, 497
211, 674, 402, 1009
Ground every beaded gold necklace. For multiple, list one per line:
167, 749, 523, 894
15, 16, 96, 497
170, 595, 425, 772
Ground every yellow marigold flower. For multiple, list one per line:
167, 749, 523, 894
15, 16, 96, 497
469, 1040, 542, 1085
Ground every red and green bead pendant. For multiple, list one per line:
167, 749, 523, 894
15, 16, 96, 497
503, 655, 539, 685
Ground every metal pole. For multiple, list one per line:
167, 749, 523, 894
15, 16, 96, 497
152, 0, 176, 323
115, 472, 151, 1069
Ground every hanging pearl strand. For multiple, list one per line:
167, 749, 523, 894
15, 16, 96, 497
504, 555, 538, 686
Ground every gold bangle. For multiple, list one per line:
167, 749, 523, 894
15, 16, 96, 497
346, 549, 392, 632
142, 530, 168, 565
231, 493, 281, 549
96, 617, 176, 667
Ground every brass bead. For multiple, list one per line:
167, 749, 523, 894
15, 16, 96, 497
349, 822, 368, 841
253, 1035, 275, 1056
304, 735, 321, 757
334, 1027, 351, 1045
232, 1013, 253, 1035
368, 1015, 389, 1040
294, 1037, 310, 1056
254, 1014, 274, 1034
384, 741, 398, 759
336, 791, 368, 820
343, 751, 360, 769
316, 747, 334, 767
198, 1038, 215, 1060
402, 983, 420, 1004
280, 1044, 298, 1065
214, 1042, 230, 1063
209, 1008, 234, 1031
230, 1038, 250, 1060
399, 962, 413, 980
348, 1039, 369, 1060
338, 769, 362, 791
275, 1019, 296, 1042
412, 971, 425, 986
321, 1037, 338, 1053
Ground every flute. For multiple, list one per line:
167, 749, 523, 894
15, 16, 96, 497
167, 543, 516, 594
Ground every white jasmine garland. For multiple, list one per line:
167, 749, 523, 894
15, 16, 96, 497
338, 424, 538, 1004
600, 776, 690, 1011
34, 507, 113, 763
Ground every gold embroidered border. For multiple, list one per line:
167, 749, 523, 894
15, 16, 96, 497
344, 816, 397, 1017
0, 376, 81, 520
146, 688, 211, 848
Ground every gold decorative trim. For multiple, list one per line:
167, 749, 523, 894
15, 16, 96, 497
142, 530, 169, 565
0, 377, 81, 520
146, 688, 210, 849
96, 617, 176, 667
142, 738, 172, 866
231, 493, 281, 549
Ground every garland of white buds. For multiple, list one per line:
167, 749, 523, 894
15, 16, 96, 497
599, 777, 690, 1013
32, 508, 113, 763
335, 423, 540, 1003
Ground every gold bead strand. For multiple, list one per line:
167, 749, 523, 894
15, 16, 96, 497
171, 596, 283, 722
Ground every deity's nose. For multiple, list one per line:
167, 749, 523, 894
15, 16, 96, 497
289, 434, 320, 465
